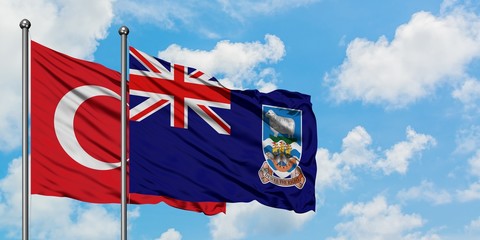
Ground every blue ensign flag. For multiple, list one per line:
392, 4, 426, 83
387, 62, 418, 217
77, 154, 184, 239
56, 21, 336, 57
129, 47, 317, 213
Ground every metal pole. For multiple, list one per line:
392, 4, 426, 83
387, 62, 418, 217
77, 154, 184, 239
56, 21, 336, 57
19, 18, 31, 240
119, 25, 129, 240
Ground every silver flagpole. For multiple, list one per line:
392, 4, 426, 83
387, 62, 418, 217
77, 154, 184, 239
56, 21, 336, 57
20, 19, 31, 240
119, 25, 129, 240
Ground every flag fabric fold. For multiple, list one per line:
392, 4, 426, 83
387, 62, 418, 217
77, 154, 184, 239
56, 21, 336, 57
31, 41, 225, 215
129, 47, 317, 213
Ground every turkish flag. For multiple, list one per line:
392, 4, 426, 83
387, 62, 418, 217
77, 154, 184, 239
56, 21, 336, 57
30, 41, 225, 215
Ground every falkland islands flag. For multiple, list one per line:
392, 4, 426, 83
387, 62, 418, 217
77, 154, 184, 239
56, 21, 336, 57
129, 47, 317, 213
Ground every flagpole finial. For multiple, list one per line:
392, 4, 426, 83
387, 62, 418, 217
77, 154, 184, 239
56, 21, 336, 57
19, 19, 31, 29
118, 26, 129, 36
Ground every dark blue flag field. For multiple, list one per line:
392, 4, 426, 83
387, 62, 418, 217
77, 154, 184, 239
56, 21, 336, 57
129, 47, 317, 213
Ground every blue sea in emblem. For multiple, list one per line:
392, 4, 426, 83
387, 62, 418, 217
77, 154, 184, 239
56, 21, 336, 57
264, 145, 273, 152
290, 149, 301, 159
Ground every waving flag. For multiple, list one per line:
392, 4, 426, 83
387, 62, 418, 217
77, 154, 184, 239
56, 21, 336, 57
129, 47, 231, 134
31, 41, 225, 215
129, 47, 317, 213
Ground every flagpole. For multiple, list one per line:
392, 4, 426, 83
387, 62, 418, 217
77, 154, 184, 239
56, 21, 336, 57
119, 25, 129, 240
20, 18, 31, 240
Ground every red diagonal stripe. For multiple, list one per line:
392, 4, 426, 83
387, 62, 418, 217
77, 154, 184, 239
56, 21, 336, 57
130, 47, 161, 73
199, 105, 231, 135
131, 99, 169, 121
190, 70, 204, 79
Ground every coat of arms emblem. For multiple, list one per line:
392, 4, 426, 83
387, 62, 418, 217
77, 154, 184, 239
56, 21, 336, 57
259, 105, 306, 189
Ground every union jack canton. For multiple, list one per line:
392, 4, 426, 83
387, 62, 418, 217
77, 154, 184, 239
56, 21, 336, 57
129, 47, 231, 135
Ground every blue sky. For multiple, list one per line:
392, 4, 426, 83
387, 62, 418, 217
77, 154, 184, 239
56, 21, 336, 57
2, 0, 480, 239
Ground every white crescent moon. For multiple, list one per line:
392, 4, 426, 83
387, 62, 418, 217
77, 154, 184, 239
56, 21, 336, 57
54, 85, 121, 170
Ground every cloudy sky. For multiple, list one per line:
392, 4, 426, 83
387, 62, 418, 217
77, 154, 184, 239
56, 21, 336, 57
2, 0, 480, 239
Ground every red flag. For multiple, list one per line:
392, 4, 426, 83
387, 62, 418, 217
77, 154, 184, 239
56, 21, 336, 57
31, 41, 225, 215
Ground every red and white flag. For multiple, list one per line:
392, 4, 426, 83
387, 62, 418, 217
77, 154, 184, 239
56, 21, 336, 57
30, 41, 225, 215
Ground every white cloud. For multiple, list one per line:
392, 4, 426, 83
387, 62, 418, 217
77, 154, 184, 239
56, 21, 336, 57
434, 216, 480, 240
315, 148, 354, 191
326, 7, 480, 108
116, 0, 319, 39
375, 127, 436, 175
0, 158, 120, 239
457, 182, 480, 202
396, 180, 452, 205
454, 125, 480, 154
340, 126, 376, 167
155, 228, 182, 240
38, 203, 119, 240
468, 150, 480, 178
209, 201, 314, 240
328, 196, 430, 240
115, 0, 193, 30
128, 206, 140, 219
6, 0, 114, 60
465, 217, 480, 233
440, 0, 459, 13
452, 78, 480, 111
158, 34, 285, 91
315, 126, 375, 191
0, 0, 115, 151
217, 0, 319, 21
456, 149, 480, 202
254, 68, 279, 93
403, 232, 442, 240
0, 158, 23, 231
316, 126, 435, 190
126, 206, 141, 232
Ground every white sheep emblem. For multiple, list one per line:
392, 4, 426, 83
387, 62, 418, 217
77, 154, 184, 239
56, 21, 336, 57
265, 110, 295, 138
